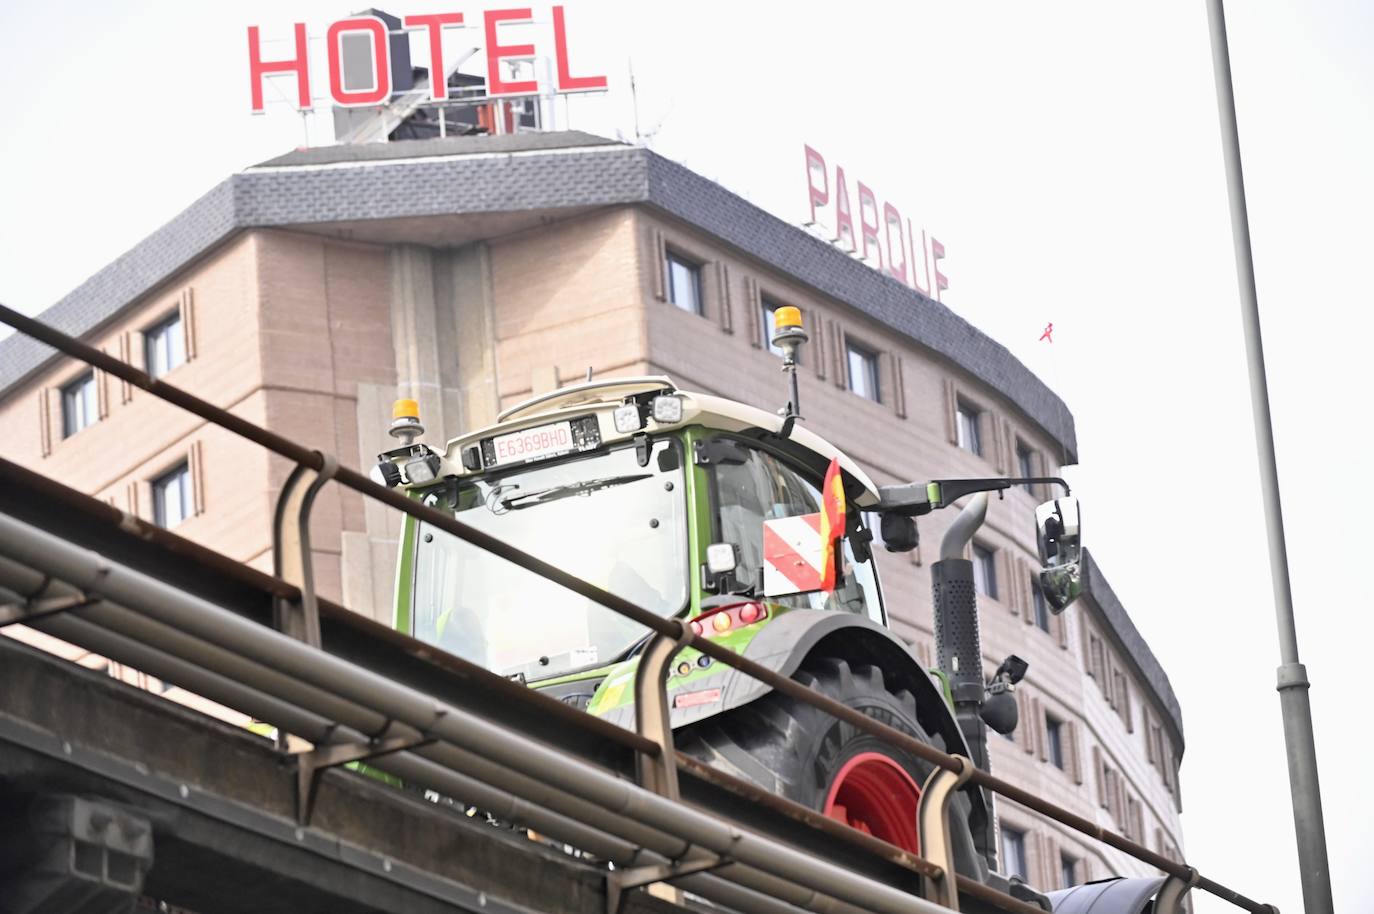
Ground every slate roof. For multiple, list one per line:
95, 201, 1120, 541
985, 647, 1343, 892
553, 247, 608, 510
0, 132, 1076, 463
1082, 548, 1185, 750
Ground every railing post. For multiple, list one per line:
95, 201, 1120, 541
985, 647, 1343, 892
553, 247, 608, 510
271, 453, 339, 651
627, 619, 696, 909
271, 453, 339, 753
917, 755, 973, 911
1156, 865, 1199, 914
632, 620, 692, 801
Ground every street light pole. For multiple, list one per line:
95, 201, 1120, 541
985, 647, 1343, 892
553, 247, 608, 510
1202, 2, 1334, 912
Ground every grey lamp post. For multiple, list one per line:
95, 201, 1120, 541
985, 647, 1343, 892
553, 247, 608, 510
1203, 2, 1334, 911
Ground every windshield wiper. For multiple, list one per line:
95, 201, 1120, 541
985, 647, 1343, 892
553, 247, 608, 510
497, 473, 651, 510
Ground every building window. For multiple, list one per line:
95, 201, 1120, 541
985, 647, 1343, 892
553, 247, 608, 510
1060, 853, 1079, 888
761, 298, 787, 356
665, 251, 703, 315
1046, 716, 1065, 769
972, 543, 998, 600
1032, 579, 1051, 632
1000, 826, 1027, 880
956, 400, 982, 456
1115, 671, 1133, 731
152, 462, 192, 529
1016, 441, 1035, 491
1089, 635, 1107, 686
145, 311, 186, 379
846, 339, 880, 402
61, 372, 98, 437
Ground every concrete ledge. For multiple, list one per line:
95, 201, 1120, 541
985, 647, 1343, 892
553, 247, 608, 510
0, 637, 683, 914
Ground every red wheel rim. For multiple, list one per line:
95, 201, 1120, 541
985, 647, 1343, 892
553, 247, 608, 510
822, 751, 922, 853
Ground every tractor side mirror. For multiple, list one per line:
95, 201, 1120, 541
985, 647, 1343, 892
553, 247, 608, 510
1039, 564, 1081, 613
1035, 497, 1082, 613
879, 513, 919, 553
1035, 497, 1081, 566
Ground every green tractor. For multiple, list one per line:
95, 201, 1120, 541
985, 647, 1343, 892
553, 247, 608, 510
371, 310, 1098, 910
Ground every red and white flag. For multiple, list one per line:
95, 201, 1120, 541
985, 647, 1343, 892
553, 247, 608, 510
761, 457, 848, 596
762, 513, 825, 596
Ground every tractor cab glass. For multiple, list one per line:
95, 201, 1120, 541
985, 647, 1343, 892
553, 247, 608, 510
410, 439, 688, 681
708, 440, 883, 625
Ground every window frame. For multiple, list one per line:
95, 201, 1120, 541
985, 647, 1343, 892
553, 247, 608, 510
972, 542, 998, 601
1015, 439, 1035, 491
665, 250, 704, 316
760, 296, 788, 357
1089, 634, 1107, 687
956, 398, 983, 456
1045, 715, 1065, 770
60, 371, 98, 438
151, 461, 193, 529
1060, 853, 1079, 888
845, 337, 881, 403
999, 825, 1027, 880
144, 310, 187, 379
1031, 578, 1051, 632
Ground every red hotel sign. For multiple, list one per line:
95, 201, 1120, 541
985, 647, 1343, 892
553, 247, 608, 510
247, 6, 606, 112
804, 145, 949, 302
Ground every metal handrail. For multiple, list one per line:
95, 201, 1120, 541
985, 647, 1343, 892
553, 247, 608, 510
0, 304, 1273, 914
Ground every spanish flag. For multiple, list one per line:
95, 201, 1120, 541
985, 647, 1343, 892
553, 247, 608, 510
818, 457, 846, 592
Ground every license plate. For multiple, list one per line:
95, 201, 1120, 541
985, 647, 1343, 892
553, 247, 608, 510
489, 420, 576, 466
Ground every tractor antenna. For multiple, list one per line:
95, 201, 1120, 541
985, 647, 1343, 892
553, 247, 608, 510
770, 307, 808, 438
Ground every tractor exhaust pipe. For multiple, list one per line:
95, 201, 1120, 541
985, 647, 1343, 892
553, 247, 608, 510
939, 492, 988, 561
933, 493, 988, 709
930, 494, 997, 868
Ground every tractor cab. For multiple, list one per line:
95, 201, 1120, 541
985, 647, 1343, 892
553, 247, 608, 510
379, 376, 891, 697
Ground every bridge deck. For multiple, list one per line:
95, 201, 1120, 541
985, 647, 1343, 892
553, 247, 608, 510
0, 636, 687, 914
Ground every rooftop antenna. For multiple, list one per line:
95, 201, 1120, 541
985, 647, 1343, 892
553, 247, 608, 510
628, 58, 641, 144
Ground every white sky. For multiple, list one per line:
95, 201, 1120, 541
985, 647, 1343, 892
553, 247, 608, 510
2, 2, 1370, 911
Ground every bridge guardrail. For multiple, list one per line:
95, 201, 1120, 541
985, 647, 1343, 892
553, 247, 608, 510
0, 304, 1275, 914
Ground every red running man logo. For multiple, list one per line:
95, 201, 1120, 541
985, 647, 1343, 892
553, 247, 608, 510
1039, 322, 1054, 343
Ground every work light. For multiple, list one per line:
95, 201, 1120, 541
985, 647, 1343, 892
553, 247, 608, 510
404, 452, 442, 485
705, 542, 738, 574
651, 394, 683, 424
613, 403, 643, 433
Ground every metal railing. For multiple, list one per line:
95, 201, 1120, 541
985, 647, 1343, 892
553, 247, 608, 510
0, 304, 1276, 914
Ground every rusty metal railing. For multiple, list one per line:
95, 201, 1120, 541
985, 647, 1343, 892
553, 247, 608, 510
0, 304, 1277, 914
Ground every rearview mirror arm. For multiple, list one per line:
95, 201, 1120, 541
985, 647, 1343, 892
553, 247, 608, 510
876, 476, 1071, 516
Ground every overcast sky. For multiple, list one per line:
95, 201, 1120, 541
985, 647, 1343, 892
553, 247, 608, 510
2, 2, 1370, 911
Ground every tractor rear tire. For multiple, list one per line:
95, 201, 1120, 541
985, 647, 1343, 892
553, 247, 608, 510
676, 656, 984, 879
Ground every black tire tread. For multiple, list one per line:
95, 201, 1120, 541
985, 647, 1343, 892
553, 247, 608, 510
677, 655, 982, 879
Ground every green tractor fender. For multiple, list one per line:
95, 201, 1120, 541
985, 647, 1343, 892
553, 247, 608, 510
592, 609, 976, 777
688, 610, 967, 749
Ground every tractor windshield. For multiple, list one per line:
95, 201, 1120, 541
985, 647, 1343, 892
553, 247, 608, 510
409, 438, 688, 681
